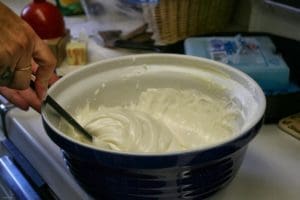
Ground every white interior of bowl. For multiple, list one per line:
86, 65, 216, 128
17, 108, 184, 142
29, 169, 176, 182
42, 54, 266, 154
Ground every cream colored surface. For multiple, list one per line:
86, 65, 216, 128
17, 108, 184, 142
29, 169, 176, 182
62, 88, 244, 153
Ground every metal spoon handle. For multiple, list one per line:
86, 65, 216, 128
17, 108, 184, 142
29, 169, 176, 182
45, 95, 93, 141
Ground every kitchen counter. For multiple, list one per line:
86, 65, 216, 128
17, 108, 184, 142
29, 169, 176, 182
1, 108, 300, 200
212, 125, 300, 200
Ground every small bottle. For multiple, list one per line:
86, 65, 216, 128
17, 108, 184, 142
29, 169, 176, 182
55, 0, 84, 16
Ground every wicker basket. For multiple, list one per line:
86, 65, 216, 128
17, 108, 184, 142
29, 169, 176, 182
143, 0, 237, 45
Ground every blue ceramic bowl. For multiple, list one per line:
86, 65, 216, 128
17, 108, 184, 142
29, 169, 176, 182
41, 54, 266, 199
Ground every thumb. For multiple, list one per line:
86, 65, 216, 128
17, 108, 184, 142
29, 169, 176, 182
32, 37, 57, 100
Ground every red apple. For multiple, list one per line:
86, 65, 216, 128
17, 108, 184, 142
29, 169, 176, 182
21, 0, 66, 39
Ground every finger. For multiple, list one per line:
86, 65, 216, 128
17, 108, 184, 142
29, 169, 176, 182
9, 39, 33, 89
49, 73, 60, 86
17, 88, 42, 112
32, 38, 57, 100
31, 59, 59, 86
0, 15, 33, 89
31, 59, 38, 74
0, 21, 21, 72
0, 87, 30, 110
9, 65, 32, 90
0, 31, 21, 88
0, 67, 14, 87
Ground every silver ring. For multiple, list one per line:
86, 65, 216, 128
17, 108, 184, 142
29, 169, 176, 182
0, 67, 13, 85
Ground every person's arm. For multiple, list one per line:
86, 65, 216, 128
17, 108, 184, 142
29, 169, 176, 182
0, 2, 57, 112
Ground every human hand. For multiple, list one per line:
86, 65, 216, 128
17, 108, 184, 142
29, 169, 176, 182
0, 70, 59, 112
0, 2, 57, 111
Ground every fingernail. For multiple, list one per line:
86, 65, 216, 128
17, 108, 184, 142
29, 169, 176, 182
41, 89, 47, 101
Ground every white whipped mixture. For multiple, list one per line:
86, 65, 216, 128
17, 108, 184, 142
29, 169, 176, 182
61, 88, 244, 153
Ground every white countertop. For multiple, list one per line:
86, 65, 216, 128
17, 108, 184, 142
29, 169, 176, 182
211, 124, 300, 200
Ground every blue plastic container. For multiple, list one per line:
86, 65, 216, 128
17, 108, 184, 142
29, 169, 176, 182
184, 36, 290, 92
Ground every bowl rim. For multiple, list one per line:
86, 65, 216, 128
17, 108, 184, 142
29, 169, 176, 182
41, 53, 266, 156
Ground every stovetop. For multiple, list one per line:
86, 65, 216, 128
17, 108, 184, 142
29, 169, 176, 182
1, 107, 300, 200
1, 107, 89, 200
